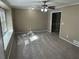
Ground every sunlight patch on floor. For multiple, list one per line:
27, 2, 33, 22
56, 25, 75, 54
22, 31, 39, 46
30, 35, 39, 42
24, 40, 29, 46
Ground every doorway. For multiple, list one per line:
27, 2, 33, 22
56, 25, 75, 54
51, 12, 61, 34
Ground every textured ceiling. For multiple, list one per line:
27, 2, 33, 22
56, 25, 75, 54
5, 0, 79, 9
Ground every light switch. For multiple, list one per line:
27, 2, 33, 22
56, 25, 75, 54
61, 22, 64, 25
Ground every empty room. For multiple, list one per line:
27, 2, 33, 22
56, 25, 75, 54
0, 0, 79, 59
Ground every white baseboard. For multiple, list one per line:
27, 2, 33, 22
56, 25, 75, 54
15, 30, 48, 34
59, 36, 79, 48
34, 30, 48, 32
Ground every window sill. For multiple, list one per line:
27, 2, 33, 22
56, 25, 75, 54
3, 29, 13, 50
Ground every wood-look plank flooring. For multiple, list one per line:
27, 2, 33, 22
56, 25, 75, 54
16, 32, 79, 59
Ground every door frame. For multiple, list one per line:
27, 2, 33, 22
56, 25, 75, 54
49, 10, 62, 32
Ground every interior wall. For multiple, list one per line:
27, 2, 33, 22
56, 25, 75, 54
59, 4, 79, 43
13, 9, 48, 32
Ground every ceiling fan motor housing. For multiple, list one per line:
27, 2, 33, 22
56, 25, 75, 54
42, 1, 55, 9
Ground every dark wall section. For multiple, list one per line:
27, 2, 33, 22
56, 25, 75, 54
52, 12, 61, 34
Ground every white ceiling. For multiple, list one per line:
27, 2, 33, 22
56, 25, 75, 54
6, 0, 79, 9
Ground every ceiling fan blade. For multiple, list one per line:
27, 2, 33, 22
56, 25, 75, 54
48, 6, 55, 9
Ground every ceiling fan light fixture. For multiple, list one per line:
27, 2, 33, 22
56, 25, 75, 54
41, 1, 48, 12
41, 8, 48, 12
31, 8, 34, 10
41, 8, 44, 12
44, 8, 48, 12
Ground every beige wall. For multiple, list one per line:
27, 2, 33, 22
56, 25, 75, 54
59, 4, 79, 43
13, 9, 48, 32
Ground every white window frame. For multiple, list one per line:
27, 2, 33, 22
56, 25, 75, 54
0, 8, 8, 35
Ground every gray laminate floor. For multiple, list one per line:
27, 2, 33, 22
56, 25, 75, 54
16, 32, 79, 59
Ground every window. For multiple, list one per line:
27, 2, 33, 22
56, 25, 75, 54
0, 8, 7, 35
0, 6, 13, 50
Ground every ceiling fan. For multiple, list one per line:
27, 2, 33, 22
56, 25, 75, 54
41, 1, 55, 12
